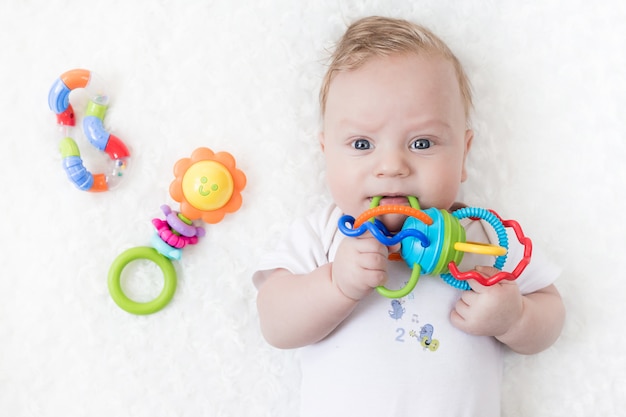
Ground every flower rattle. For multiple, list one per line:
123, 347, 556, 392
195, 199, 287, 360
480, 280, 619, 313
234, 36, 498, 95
108, 147, 246, 314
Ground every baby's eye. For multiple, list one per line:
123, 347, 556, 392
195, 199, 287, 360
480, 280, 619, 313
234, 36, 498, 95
352, 138, 372, 150
410, 138, 432, 150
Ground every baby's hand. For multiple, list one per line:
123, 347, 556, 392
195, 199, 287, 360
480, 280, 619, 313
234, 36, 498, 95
331, 233, 390, 301
450, 266, 523, 337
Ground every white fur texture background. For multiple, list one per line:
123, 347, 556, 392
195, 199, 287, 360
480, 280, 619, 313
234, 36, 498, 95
1, 0, 624, 416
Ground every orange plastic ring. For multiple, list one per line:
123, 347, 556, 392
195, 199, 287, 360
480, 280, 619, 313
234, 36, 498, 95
353, 204, 433, 228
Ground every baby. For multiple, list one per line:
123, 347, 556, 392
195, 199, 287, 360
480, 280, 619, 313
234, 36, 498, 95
253, 16, 565, 417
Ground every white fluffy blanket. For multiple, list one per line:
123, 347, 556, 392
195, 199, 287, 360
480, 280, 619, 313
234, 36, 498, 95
1, 1, 623, 415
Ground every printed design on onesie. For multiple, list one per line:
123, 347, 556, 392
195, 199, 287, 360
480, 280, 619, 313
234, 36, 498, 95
388, 299, 406, 320
386, 281, 440, 352
410, 324, 440, 352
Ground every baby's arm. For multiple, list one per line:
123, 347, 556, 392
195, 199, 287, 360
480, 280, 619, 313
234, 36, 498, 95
450, 266, 565, 354
256, 233, 388, 349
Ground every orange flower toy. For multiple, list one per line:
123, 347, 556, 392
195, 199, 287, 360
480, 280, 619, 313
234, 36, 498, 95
108, 148, 246, 315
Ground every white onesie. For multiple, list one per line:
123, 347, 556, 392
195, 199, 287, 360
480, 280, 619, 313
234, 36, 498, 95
253, 203, 560, 417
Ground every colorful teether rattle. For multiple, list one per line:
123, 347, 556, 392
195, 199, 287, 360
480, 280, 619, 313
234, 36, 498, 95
108, 147, 246, 315
48, 69, 130, 192
338, 196, 532, 298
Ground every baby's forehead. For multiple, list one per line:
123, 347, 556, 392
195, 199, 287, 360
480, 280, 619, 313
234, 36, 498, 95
323, 53, 469, 127
332, 53, 459, 92
334, 51, 461, 88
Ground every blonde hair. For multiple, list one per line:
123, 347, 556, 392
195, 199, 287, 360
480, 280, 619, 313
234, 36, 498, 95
319, 16, 473, 120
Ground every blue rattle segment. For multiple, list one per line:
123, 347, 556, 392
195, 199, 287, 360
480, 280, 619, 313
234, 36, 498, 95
151, 233, 183, 260
452, 207, 508, 269
441, 270, 471, 290
83, 100, 113, 151
59, 137, 94, 191
48, 78, 71, 114
62, 156, 94, 191
401, 208, 450, 275
83, 115, 110, 151
338, 215, 429, 247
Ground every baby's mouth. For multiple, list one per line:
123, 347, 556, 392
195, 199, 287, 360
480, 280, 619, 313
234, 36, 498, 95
372, 196, 412, 206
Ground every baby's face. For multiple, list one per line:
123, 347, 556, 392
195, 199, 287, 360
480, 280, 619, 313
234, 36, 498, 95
320, 53, 472, 232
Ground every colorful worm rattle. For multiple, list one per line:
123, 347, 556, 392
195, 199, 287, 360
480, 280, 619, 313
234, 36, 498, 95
338, 196, 532, 298
107, 147, 246, 315
48, 69, 130, 192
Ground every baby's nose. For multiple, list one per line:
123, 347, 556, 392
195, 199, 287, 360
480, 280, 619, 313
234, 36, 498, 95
375, 151, 410, 177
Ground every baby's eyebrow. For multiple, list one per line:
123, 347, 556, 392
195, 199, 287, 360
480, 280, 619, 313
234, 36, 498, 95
333, 116, 455, 139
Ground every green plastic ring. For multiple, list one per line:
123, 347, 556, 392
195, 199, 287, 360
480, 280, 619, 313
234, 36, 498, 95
376, 263, 422, 298
108, 246, 177, 315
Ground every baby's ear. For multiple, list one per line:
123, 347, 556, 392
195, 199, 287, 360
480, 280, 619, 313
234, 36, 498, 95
461, 129, 474, 182
318, 131, 325, 151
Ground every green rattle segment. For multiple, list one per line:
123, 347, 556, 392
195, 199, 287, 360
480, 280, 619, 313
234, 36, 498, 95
370, 195, 421, 210
430, 209, 466, 275
376, 263, 421, 298
369, 196, 382, 208
406, 196, 420, 209
59, 137, 81, 158
178, 213, 193, 225
108, 246, 177, 315
85, 100, 108, 120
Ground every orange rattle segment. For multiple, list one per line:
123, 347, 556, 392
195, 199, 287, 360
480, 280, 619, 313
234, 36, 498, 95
354, 204, 433, 228
90, 173, 108, 192
388, 253, 403, 261
60, 69, 90, 90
